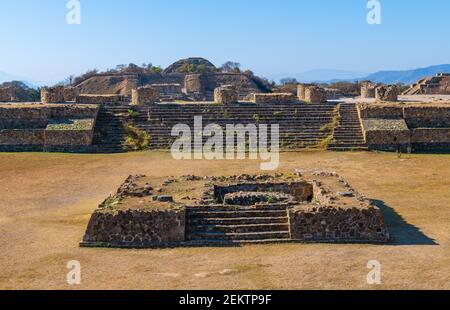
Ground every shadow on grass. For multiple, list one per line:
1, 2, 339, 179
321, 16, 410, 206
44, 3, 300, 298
370, 199, 438, 246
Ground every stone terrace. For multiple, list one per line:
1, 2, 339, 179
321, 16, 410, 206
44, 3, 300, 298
92, 102, 338, 152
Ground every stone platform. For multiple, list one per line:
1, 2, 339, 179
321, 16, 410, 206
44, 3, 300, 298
80, 171, 390, 248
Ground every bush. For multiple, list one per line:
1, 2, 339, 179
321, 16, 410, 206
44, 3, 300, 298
123, 124, 150, 151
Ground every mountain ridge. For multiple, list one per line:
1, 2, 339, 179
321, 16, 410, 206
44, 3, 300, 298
270, 64, 450, 85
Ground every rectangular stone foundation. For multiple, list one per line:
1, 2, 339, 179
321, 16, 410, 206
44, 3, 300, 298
80, 172, 390, 248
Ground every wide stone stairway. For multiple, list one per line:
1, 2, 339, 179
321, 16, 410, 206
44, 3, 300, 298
328, 103, 368, 151
185, 206, 291, 245
92, 102, 338, 152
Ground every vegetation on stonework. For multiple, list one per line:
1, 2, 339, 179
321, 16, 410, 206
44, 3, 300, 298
46, 119, 94, 131
320, 106, 341, 132
314, 106, 340, 149
127, 109, 139, 118
314, 135, 336, 150
273, 111, 283, 117
123, 123, 150, 152
99, 194, 121, 209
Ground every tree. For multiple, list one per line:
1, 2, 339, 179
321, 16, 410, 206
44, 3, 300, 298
280, 77, 298, 85
115, 64, 126, 71
221, 61, 241, 73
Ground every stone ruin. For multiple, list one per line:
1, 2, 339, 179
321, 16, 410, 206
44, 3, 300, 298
0, 86, 15, 102
214, 85, 238, 104
80, 171, 390, 248
375, 85, 398, 102
183, 74, 204, 95
63, 87, 79, 102
403, 73, 450, 95
76, 94, 127, 105
131, 86, 160, 105
41, 86, 65, 104
250, 93, 297, 104
304, 86, 328, 103
360, 82, 377, 99
358, 103, 450, 152
0, 104, 99, 152
297, 84, 313, 101
149, 83, 183, 100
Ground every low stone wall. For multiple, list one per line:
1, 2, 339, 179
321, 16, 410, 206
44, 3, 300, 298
359, 104, 450, 127
0, 104, 99, 129
304, 86, 327, 103
250, 93, 297, 104
44, 130, 94, 146
0, 104, 98, 150
362, 119, 411, 151
289, 205, 389, 243
214, 85, 238, 104
150, 83, 182, 95
403, 106, 450, 128
131, 86, 160, 105
411, 128, 450, 143
41, 86, 65, 103
81, 209, 186, 247
358, 104, 404, 119
0, 129, 45, 145
76, 94, 126, 105
63, 87, 79, 102
0, 87, 13, 102
45, 118, 95, 146
411, 128, 450, 151
375, 85, 398, 102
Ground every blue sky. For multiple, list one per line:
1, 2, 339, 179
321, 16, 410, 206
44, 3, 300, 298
0, 0, 449, 84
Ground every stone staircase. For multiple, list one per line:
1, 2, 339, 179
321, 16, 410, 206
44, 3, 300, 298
185, 206, 291, 245
328, 103, 368, 151
92, 103, 338, 152
91, 106, 130, 153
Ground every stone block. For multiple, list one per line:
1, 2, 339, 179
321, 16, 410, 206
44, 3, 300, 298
250, 93, 297, 104
76, 94, 126, 105
0, 87, 14, 102
375, 85, 398, 102
184, 74, 205, 94
41, 86, 65, 103
131, 86, 160, 105
214, 85, 238, 104
304, 86, 328, 103
63, 87, 79, 102
360, 82, 376, 98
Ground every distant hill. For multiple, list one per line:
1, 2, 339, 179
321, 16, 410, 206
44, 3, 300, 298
362, 64, 450, 85
272, 64, 450, 85
270, 69, 368, 84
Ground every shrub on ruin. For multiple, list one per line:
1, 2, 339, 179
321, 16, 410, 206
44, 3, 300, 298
127, 109, 139, 118
123, 123, 150, 152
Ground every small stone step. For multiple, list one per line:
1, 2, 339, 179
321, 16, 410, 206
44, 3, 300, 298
188, 209, 288, 219
189, 223, 289, 234
187, 231, 291, 241
188, 216, 289, 225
